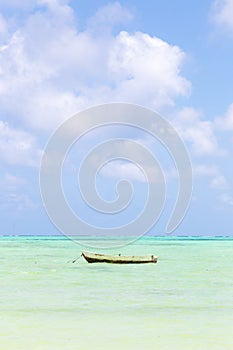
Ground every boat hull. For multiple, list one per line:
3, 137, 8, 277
82, 252, 158, 264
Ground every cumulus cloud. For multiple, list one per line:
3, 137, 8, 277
0, 121, 41, 166
210, 175, 229, 189
0, 1, 191, 132
172, 107, 224, 156
193, 164, 229, 190
215, 103, 233, 130
0, 0, 70, 12
87, 2, 133, 33
0, 0, 36, 11
100, 160, 146, 183
194, 164, 218, 176
0, 192, 36, 211
108, 31, 190, 107
220, 193, 233, 205
0, 14, 8, 37
0, 173, 33, 212
1, 173, 26, 190
211, 0, 233, 33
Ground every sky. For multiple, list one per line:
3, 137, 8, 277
0, 0, 233, 237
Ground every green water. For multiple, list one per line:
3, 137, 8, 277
0, 237, 232, 350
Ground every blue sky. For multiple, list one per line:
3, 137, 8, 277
0, 0, 233, 236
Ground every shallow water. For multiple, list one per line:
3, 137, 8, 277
0, 236, 232, 349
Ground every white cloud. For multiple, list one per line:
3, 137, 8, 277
215, 103, 233, 130
220, 193, 233, 205
86, 137, 163, 184
194, 164, 218, 176
100, 160, 146, 183
210, 175, 229, 189
211, 0, 233, 33
0, 14, 8, 37
108, 31, 191, 107
1, 173, 26, 190
0, 172, 36, 212
38, 0, 70, 6
0, 192, 36, 211
0, 0, 70, 12
173, 107, 224, 156
0, 2, 191, 132
87, 2, 133, 33
0, 171, 36, 211
0, 121, 41, 166
193, 164, 229, 190
0, 0, 36, 10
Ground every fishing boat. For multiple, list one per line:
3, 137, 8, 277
82, 251, 158, 264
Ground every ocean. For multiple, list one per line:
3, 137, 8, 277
0, 236, 232, 350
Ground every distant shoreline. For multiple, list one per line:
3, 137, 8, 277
0, 235, 233, 240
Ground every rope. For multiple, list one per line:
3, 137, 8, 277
72, 253, 83, 263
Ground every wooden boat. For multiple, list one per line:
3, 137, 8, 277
82, 251, 158, 264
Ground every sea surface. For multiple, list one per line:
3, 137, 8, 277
0, 236, 232, 350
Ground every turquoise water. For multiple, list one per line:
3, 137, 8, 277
0, 236, 232, 349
